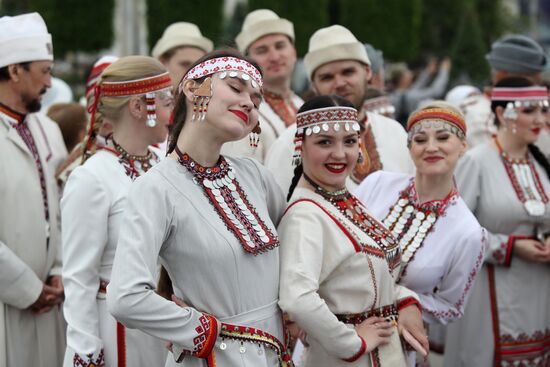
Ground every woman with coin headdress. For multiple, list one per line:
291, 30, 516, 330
355, 101, 486, 363
444, 77, 550, 367
106, 49, 293, 367
279, 94, 428, 367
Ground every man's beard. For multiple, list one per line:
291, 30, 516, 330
22, 89, 46, 113
25, 98, 42, 113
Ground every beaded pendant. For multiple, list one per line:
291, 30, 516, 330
176, 149, 279, 255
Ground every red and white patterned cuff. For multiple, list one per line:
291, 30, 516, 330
193, 313, 218, 359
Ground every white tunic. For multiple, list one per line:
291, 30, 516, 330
107, 156, 287, 366
355, 171, 486, 325
221, 94, 303, 163
265, 112, 414, 194
279, 187, 418, 367
0, 109, 67, 367
445, 143, 550, 367
61, 147, 166, 367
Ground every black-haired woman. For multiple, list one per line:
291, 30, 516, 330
106, 50, 292, 366
278, 95, 428, 366
445, 77, 550, 366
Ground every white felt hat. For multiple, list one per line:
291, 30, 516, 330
152, 22, 213, 59
304, 25, 370, 80
235, 9, 294, 53
0, 12, 53, 68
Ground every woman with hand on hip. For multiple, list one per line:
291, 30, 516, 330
107, 50, 292, 367
444, 77, 550, 367
354, 101, 486, 364
278, 94, 428, 367
62, 56, 173, 367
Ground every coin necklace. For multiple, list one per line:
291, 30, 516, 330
175, 147, 279, 255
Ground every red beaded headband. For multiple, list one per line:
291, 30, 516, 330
182, 56, 263, 88
491, 86, 548, 101
100, 72, 172, 97
85, 71, 173, 156
407, 108, 467, 135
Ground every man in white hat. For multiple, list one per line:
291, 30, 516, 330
265, 25, 412, 193
221, 9, 303, 163
0, 12, 66, 367
152, 22, 213, 89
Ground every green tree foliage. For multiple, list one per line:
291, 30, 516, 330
147, 0, 223, 51
450, 2, 489, 85
247, 0, 330, 56
29, 0, 114, 57
339, 0, 423, 61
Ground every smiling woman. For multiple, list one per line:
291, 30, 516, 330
278, 95, 427, 367
106, 49, 293, 367
355, 101, 486, 365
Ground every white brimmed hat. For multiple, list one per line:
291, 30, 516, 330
235, 9, 294, 53
304, 25, 370, 80
152, 22, 213, 59
0, 12, 53, 68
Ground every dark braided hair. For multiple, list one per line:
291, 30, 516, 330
491, 77, 550, 180
167, 48, 262, 154
286, 94, 355, 201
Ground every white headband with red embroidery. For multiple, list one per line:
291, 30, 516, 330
491, 86, 549, 120
293, 106, 360, 165
182, 56, 263, 89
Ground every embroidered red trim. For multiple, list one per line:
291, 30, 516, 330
343, 336, 367, 362
0, 103, 25, 123
263, 90, 299, 127
407, 108, 467, 134
397, 296, 422, 313
487, 265, 502, 366
73, 350, 105, 367
194, 314, 218, 358
116, 322, 126, 367
101, 72, 172, 97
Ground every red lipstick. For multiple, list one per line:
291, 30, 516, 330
532, 128, 541, 135
424, 156, 443, 163
325, 163, 347, 174
229, 109, 249, 124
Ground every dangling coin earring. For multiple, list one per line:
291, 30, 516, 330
249, 122, 261, 148
145, 92, 157, 127
192, 78, 212, 122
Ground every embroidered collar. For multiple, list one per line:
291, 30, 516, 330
174, 147, 279, 255
406, 178, 458, 216
97, 135, 159, 180
263, 90, 298, 127
0, 103, 26, 124
303, 174, 401, 273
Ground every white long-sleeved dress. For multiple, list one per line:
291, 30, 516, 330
106, 155, 288, 366
61, 144, 165, 367
444, 143, 550, 367
279, 187, 419, 367
355, 171, 485, 326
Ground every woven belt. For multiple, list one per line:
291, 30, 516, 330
207, 322, 294, 367
336, 303, 398, 325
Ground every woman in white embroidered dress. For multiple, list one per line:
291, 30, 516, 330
106, 50, 291, 367
354, 101, 486, 363
278, 95, 428, 367
444, 78, 550, 366
61, 56, 173, 367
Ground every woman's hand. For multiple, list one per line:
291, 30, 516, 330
514, 239, 550, 263
397, 306, 429, 357
355, 316, 393, 353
